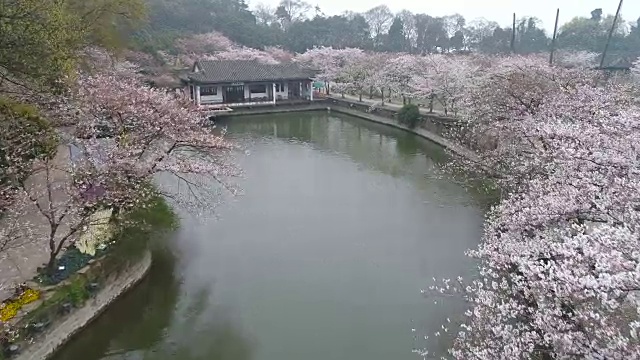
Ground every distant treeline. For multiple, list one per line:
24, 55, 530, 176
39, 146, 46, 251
133, 0, 640, 65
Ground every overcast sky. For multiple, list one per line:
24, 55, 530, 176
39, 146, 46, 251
249, 0, 640, 34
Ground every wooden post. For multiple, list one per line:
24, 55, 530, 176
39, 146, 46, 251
511, 13, 516, 53
600, 0, 624, 69
272, 83, 276, 104
549, 8, 560, 65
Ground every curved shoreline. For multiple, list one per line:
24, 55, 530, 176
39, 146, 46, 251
14, 250, 153, 360
216, 100, 477, 161
327, 106, 477, 161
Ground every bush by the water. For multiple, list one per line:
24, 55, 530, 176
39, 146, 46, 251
35, 193, 177, 286
398, 104, 421, 128
35, 247, 108, 286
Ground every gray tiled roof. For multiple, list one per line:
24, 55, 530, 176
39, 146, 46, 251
185, 60, 317, 83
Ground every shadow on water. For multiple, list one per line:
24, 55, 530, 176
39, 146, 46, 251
52, 243, 254, 360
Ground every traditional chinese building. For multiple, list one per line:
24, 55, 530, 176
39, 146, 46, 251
181, 59, 317, 107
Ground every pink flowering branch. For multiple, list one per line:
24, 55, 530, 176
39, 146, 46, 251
73, 70, 239, 212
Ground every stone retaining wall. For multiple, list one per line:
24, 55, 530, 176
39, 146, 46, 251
14, 250, 152, 360
214, 102, 329, 118
326, 106, 477, 161
325, 98, 459, 138
217, 100, 476, 161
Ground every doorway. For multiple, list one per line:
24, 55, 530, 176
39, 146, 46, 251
288, 81, 301, 99
223, 85, 245, 103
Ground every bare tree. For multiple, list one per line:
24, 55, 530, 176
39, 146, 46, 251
275, 0, 311, 30
254, 3, 277, 25
398, 10, 417, 52
364, 5, 394, 48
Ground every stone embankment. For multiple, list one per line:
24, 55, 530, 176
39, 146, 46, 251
215, 97, 477, 161
14, 250, 152, 360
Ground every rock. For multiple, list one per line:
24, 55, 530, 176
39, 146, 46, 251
8, 344, 20, 354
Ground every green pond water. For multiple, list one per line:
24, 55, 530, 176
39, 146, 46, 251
52, 111, 484, 360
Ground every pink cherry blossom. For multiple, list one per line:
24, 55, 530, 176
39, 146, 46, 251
175, 31, 235, 55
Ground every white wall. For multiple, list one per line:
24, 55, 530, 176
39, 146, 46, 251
245, 84, 269, 100
275, 82, 288, 100
199, 85, 223, 104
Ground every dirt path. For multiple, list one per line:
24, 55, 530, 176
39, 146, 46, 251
0, 143, 73, 300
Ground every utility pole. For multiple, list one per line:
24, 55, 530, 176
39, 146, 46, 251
600, 0, 623, 68
549, 8, 560, 65
510, 13, 516, 53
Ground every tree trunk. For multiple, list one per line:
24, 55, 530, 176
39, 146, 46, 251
369, 86, 373, 99
46, 227, 57, 275
381, 88, 385, 106
429, 93, 434, 113
359, 91, 362, 102
403, 96, 406, 105
46, 256, 56, 275
341, 92, 345, 99
326, 82, 330, 95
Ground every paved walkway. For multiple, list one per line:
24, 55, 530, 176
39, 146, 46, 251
0, 143, 74, 300
329, 93, 447, 116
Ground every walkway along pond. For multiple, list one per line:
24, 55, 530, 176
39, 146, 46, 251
52, 111, 485, 360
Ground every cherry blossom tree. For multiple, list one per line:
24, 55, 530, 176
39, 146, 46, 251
0, 97, 128, 274
455, 55, 605, 184
174, 31, 235, 55
211, 48, 280, 64
295, 47, 365, 95
361, 53, 392, 103
410, 55, 481, 115
420, 56, 640, 359
73, 71, 238, 210
554, 50, 599, 69
174, 32, 282, 67
334, 51, 373, 101
264, 46, 294, 62
380, 54, 422, 104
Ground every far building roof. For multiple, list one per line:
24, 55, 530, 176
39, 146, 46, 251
182, 60, 317, 84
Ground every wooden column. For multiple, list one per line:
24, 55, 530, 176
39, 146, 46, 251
195, 85, 201, 106
310, 81, 314, 101
272, 83, 276, 104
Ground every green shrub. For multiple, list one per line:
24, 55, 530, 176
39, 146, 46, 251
397, 104, 421, 129
0, 98, 58, 192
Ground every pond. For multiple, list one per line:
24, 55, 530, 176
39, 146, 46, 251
52, 111, 484, 360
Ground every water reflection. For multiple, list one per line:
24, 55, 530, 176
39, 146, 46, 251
53, 112, 483, 360
53, 245, 254, 360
